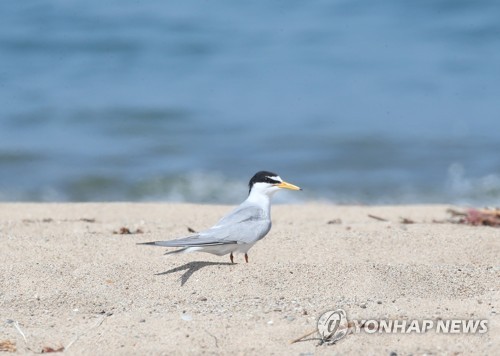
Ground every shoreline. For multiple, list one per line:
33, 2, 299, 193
1, 203, 498, 354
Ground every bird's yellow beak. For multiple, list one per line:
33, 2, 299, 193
276, 180, 302, 191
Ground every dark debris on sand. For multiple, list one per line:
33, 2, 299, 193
446, 208, 500, 227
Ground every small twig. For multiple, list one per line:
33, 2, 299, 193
65, 314, 107, 351
204, 329, 219, 348
368, 214, 388, 222
290, 329, 317, 344
5, 320, 27, 345
291, 321, 362, 344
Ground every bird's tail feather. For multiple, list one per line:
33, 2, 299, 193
137, 241, 174, 247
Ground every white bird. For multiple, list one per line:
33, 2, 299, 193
139, 171, 301, 263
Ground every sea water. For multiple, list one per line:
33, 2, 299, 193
1, 1, 499, 204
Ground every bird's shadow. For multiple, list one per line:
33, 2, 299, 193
155, 261, 234, 286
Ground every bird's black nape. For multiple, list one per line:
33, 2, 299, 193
248, 171, 280, 193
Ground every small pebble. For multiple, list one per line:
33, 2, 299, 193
360, 303, 367, 309
327, 219, 342, 224
139, 319, 146, 323
181, 313, 192, 321
198, 297, 207, 301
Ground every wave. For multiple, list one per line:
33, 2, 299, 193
445, 163, 500, 206
1, 167, 498, 206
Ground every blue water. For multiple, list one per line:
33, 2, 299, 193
1, 1, 499, 204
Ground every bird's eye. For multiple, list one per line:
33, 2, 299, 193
265, 177, 281, 184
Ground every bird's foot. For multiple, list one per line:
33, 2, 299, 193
230, 253, 234, 264
245, 253, 249, 263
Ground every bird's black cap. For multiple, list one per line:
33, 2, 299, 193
248, 171, 281, 193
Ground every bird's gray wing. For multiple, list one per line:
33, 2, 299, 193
206, 204, 271, 244
212, 204, 267, 228
138, 205, 270, 247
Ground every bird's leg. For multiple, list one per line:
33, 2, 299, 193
245, 253, 249, 263
230, 252, 234, 264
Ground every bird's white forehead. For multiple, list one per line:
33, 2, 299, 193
267, 175, 282, 182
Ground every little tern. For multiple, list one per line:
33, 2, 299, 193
139, 171, 301, 263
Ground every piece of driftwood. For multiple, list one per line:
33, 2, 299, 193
367, 214, 388, 222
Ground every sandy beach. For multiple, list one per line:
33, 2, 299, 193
0, 203, 498, 355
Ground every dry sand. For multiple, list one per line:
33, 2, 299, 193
0, 203, 498, 355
